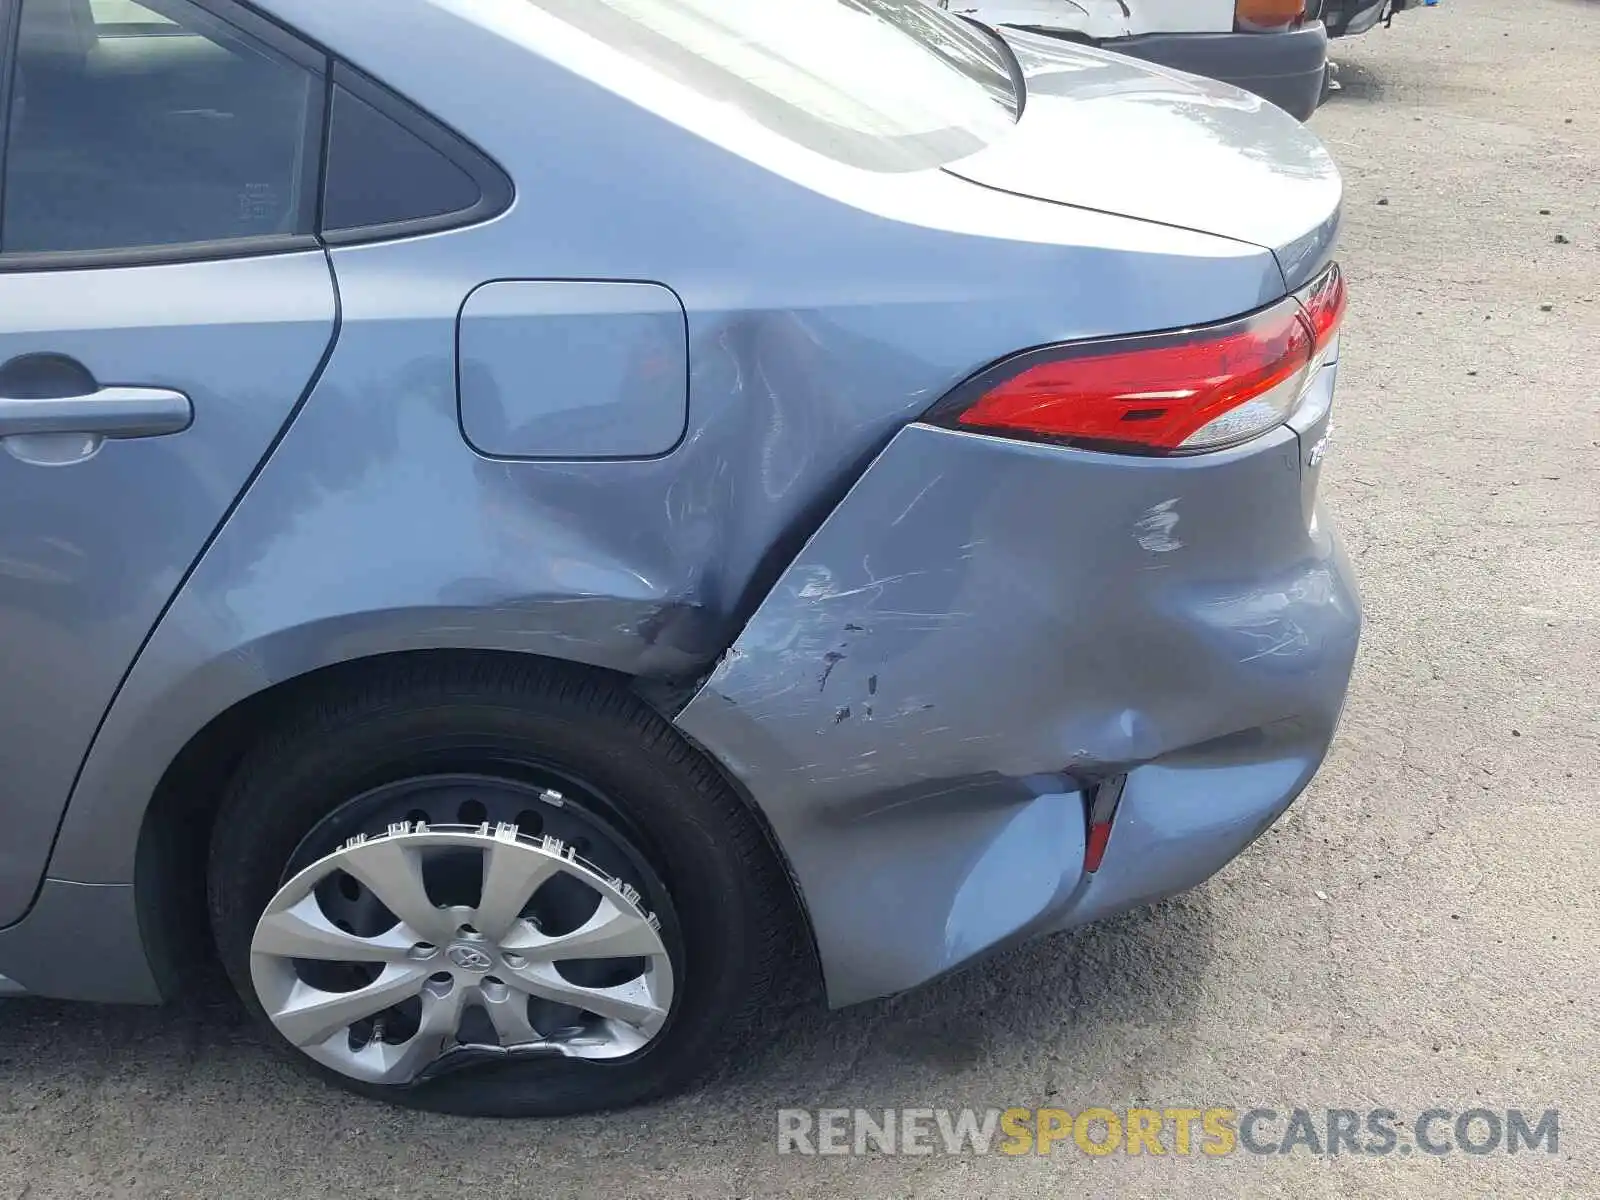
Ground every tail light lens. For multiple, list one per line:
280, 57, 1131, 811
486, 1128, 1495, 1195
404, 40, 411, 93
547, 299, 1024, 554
1236, 0, 1306, 31
1300, 260, 1346, 356
1084, 775, 1126, 873
930, 262, 1345, 456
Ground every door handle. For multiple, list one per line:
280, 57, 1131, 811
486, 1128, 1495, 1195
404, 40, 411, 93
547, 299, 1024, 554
0, 386, 192, 439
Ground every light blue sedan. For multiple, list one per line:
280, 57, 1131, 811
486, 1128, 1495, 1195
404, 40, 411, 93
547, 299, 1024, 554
0, 0, 1358, 1115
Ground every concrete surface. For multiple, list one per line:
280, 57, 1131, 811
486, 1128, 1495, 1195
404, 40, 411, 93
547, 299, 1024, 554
2, 0, 1597, 1195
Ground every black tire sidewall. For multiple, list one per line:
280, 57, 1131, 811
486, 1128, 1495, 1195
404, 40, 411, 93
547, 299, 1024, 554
209, 677, 772, 1116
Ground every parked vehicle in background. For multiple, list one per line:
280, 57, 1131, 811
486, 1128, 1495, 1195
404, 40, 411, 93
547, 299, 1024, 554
1311, 1, 1431, 100
935, 0, 1331, 119
1316, 0, 1426, 39
0, 0, 1359, 1117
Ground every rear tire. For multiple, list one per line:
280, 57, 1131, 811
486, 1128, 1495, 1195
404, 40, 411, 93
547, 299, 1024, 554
207, 656, 795, 1116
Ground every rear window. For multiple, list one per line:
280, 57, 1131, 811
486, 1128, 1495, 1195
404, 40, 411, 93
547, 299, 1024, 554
526, 0, 1019, 172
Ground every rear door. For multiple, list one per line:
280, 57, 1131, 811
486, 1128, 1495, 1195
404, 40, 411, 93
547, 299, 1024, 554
0, 0, 336, 923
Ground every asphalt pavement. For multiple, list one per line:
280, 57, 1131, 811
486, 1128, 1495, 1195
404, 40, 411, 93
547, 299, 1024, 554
2, 0, 1597, 1196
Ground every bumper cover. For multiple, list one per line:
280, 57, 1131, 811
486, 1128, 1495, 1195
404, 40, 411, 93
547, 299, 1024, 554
676, 367, 1360, 1007
1104, 23, 1330, 121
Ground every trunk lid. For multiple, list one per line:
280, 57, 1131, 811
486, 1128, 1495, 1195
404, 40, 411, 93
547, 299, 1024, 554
944, 28, 1342, 289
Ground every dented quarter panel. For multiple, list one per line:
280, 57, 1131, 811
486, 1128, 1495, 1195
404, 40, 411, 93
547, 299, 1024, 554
675, 418, 1360, 1006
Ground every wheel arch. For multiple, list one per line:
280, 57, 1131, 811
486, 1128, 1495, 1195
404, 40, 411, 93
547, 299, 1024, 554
92, 645, 816, 1004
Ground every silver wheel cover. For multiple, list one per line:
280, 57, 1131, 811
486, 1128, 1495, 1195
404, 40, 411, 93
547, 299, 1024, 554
249, 820, 675, 1085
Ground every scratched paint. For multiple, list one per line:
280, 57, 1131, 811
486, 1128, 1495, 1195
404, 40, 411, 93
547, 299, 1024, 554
1135, 497, 1184, 553
676, 422, 1359, 1006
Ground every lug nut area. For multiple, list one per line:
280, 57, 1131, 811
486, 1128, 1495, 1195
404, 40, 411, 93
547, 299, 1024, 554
445, 940, 496, 972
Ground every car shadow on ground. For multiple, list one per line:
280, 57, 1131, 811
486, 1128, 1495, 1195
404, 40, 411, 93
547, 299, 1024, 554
0, 889, 1220, 1147
708, 892, 1221, 1102
1326, 55, 1387, 104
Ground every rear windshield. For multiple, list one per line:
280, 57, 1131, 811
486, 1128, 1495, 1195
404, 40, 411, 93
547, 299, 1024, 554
526, 0, 1019, 172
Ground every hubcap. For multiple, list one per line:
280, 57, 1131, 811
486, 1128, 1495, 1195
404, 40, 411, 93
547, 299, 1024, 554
249, 812, 675, 1086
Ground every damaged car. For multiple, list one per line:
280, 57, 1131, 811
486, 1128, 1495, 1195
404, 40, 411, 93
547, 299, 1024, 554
0, 0, 1359, 1116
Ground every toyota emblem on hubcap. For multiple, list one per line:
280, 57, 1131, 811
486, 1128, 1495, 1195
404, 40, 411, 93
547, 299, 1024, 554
447, 944, 494, 971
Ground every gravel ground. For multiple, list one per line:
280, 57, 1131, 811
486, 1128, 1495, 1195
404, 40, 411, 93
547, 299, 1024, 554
3, 1, 1598, 1196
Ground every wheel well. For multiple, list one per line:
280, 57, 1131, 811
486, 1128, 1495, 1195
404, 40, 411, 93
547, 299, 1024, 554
133, 648, 821, 1002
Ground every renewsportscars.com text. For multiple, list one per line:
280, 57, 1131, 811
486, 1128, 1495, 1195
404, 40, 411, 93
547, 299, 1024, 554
777, 1107, 1560, 1158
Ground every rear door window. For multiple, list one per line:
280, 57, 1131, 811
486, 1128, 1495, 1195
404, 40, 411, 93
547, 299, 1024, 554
526, 0, 1019, 172
3, 0, 322, 256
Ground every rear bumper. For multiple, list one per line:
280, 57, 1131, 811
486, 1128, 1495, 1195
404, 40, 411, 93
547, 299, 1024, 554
676, 364, 1360, 1007
1104, 23, 1330, 120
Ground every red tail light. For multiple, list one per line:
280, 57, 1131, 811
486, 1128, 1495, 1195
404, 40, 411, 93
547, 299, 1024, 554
1084, 820, 1113, 872
1300, 260, 1346, 355
1083, 775, 1126, 873
930, 262, 1345, 456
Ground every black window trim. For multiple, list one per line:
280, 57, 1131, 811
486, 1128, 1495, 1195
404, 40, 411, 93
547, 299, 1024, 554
320, 61, 513, 247
0, 0, 513, 273
140, 0, 325, 70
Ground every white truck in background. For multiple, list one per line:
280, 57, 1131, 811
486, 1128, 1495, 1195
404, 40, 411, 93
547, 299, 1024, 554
934, 0, 1427, 120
